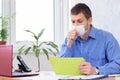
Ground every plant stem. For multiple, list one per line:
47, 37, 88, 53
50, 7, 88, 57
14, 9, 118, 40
37, 57, 40, 72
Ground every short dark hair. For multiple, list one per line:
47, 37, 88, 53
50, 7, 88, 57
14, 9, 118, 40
71, 3, 92, 19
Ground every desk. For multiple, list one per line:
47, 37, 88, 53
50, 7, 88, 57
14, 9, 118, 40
0, 71, 119, 80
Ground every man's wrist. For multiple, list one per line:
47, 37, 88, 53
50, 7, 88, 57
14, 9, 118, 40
95, 67, 99, 74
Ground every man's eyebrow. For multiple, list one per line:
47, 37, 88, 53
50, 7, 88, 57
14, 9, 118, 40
71, 19, 74, 21
77, 18, 83, 21
71, 18, 81, 21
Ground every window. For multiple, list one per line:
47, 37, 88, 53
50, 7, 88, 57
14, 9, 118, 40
0, 0, 2, 30
0, 0, 1, 15
3, 0, 71, 49
16, 0, 54, 41
0, 0, 2, 29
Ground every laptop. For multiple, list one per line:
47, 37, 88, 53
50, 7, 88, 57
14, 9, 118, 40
0, 45, 39, 77
49, 57, 85, 75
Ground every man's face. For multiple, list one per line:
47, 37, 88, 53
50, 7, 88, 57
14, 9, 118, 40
71, 13, 92, 31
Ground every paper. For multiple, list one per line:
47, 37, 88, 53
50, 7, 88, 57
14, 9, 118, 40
58, 75, 108, 80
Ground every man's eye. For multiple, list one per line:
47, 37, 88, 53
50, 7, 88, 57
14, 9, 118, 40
72, 21, 75, 23
77, 20, 82, 23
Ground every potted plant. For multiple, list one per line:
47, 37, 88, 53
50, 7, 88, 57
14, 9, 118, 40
18, 29, 59, 72
0, 14, 15, 45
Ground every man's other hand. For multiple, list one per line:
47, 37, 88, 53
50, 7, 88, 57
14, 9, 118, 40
79, 62, 97, 75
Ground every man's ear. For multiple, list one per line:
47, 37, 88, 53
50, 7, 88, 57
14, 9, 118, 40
88, 17, 92, 24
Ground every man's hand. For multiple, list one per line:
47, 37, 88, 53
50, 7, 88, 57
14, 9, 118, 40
79, 62, 97, 75
67, 30, 78, 48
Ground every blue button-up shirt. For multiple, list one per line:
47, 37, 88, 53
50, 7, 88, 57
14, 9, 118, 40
60, 25, 120, 75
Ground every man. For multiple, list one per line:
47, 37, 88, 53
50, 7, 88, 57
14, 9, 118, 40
60, 3, 120, 75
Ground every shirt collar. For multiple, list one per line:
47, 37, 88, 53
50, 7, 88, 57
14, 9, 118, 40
88, 25, 96, 39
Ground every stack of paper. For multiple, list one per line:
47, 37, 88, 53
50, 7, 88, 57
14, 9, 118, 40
58, 75, 108, 80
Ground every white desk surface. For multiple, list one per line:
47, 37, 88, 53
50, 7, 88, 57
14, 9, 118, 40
15, 71, 116, 80
0, 71, 119, 80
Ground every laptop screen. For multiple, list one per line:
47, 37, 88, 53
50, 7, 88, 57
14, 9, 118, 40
0, 45, 13, 76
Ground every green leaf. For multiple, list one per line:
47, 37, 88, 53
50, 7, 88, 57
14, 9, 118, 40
25, 30, 38, 40
2, 17, 8, 28
49, 41, 58, 48
32, 45, 36, 52
35, 49, 40, 58
42, 49, 49, 60
47, 42, 59, 53
47, 48, 56, 56
38, 28, 45, 39
25, 30, 35, 35
24, 47, 31, 55
38, 41, 47, 47
18, 45, 25, 55
0, 28, 8, 41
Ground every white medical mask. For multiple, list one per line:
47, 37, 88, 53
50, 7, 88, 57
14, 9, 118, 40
73, 25, 87, 37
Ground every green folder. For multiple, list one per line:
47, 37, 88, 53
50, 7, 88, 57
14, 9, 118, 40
49, 57, 85, 75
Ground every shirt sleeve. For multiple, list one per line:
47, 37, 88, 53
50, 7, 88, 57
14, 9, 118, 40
60, 37, 73, 57
98, 34, 120, 75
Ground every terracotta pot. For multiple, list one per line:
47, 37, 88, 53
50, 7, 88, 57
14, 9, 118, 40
0, 41, 6, 45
